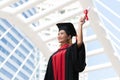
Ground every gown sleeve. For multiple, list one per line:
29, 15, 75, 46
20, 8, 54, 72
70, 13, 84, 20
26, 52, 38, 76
69, 42, 86, 72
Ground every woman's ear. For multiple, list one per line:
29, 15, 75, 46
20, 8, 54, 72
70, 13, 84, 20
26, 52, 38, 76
68, 35, 72, 40
67, 35, 72, 44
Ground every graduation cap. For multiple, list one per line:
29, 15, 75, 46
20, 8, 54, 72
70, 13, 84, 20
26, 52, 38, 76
56, 22, 76, 37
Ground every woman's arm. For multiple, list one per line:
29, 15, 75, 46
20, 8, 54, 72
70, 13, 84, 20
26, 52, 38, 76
77, 16, 86, 47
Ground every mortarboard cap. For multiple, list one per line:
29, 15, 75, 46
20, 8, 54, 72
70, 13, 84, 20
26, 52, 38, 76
56, 22, 76, 37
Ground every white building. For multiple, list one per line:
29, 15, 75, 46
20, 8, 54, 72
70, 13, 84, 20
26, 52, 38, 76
0, 0, 120, 80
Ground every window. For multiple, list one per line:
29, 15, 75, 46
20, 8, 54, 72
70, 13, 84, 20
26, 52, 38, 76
0, 46, 9, 56
0, 25, 6, 32
19, 44, 29, 54
7, 32, 19, 44
18, 71, 29, 80
1, 38, 14, 50
15, 50, 26, 59
10, 55, 22, 66
5, 62, 17, 72
1, 19, 12, 28
22, 65, 32, 74
26, 59, 34, 69
0, 56, 5, 63
0, 68, 13, 79
11, 28, 23, 39
24, 39, 33, 49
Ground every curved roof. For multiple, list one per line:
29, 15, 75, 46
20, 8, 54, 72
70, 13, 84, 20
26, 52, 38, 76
0, 0, 120, 79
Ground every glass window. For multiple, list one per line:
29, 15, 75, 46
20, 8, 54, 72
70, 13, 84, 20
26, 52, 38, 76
1, 19, 12, 28
11, 28, 23, 39
30, 54, 34, 60
1, 38, 7, 44
14, 77, 19, 80
26, 59, 34, 68
1, 46, 9, 55
0, 25, 6, 32
22, 8, 36, 18
25, 0, 28, 1
24, 39, 33, 49
18, 71, 29, 80
32, 22, 39, 27
22, 65, 32, 74
0, 56, 5, 63
0, 45, 1, 50
7, 32, 19, 44
22, 11, 30, 18
12, 3, 19, 7
10, 55, 22, 66
10, 0, 28, 8
19, 44, 29, 54
31, 8, 36, 14
19, 0, 24, 4
5, 62, 17, 72
27, 9, 33, 16
0, 77, 4, 80
1, 38, 14, 50
15, 50, 26, 59
0, 68, 13, 79
22, 12, 28, 18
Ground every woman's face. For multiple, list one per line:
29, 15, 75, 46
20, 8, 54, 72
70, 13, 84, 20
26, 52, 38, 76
57, 30, 70, 44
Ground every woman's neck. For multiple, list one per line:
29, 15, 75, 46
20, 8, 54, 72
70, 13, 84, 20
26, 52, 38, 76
60, 42, 71, 47
60, 39, 72, 47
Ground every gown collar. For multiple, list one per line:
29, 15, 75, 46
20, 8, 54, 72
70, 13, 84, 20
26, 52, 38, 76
59, 44, 70, 50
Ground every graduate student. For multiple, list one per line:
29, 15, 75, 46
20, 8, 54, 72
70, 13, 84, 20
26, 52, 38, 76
44, 16, 86, 80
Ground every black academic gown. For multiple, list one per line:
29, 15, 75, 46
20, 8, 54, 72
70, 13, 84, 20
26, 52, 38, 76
44, 42, 86, 80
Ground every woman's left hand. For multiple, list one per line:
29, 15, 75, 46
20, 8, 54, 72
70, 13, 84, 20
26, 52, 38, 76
79, 16, 86, 26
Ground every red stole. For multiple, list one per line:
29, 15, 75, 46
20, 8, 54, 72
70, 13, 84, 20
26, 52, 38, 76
52, 44, 70, 80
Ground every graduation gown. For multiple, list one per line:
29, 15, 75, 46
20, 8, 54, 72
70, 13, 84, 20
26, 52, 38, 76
44, 42, 86, 80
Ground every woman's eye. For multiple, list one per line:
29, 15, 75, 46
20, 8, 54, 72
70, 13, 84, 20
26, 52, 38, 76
61, 32, 64, 34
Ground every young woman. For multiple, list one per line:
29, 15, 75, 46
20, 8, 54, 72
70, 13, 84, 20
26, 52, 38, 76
44, 17, 86, 80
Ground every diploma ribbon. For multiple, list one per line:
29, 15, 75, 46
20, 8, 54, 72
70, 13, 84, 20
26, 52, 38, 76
84, 9, 89, 21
